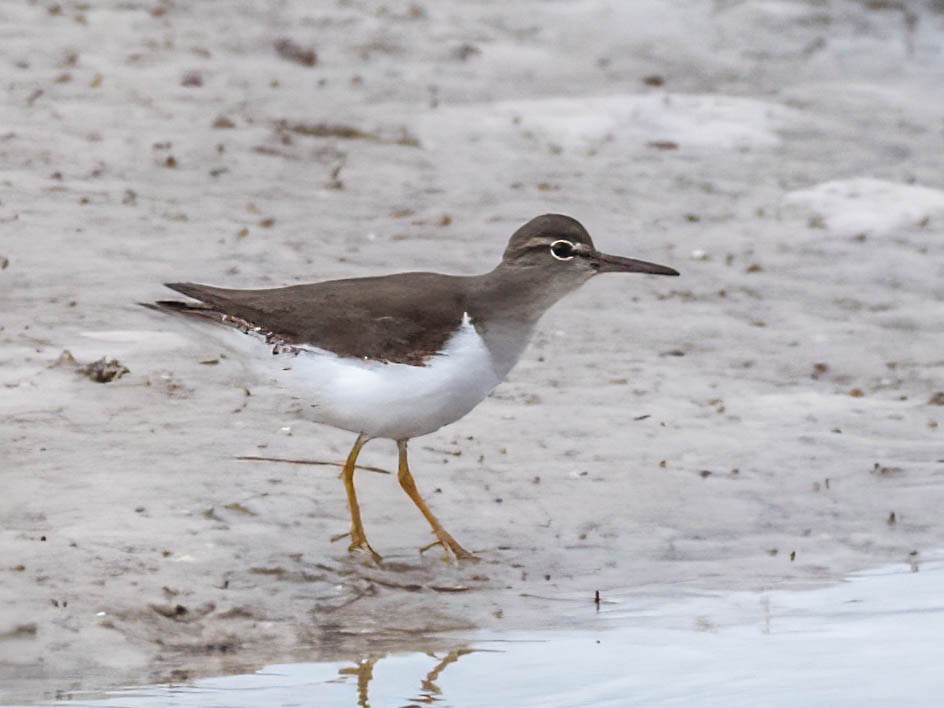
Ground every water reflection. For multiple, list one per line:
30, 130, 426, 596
60, 561, 943, 707
338, 657, 377, 708
338, 647, 482, 707
61, 643, 487, 706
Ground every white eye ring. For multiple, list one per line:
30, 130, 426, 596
549, 239, 576, 261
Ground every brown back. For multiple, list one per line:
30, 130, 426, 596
161, 273, 470, 365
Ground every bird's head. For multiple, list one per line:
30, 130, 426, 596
501, 214, 679, 286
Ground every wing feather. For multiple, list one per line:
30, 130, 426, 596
155, 274, 470, 366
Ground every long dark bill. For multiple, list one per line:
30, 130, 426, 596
590, 250, 680, 276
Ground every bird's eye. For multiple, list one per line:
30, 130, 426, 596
549, 240, 576, 261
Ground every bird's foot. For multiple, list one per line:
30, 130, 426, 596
350, 541, 383, 564
420, 533, 478, 562
331, 530, 383, 563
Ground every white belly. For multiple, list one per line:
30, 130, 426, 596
245, 314, 503, 440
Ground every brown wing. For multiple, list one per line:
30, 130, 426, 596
154, 272, 470, 366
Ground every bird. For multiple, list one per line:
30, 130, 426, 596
148, 213, 678, 561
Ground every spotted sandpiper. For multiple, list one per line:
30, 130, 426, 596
149, 214, 678, 561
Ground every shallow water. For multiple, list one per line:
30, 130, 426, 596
62, 558, 944, 707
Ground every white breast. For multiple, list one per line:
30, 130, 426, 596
248, 313, 503, 440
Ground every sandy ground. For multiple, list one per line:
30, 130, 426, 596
1, 0, 943, 703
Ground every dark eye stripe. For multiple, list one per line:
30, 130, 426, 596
549, 240, 576, 261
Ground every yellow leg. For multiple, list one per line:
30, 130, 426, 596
339, 434, 381, 562
397, 440, 476, 561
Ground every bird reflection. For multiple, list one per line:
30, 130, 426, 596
416, 648, 478, 703
338, 647, 480, 707
337, 657, 377, 707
